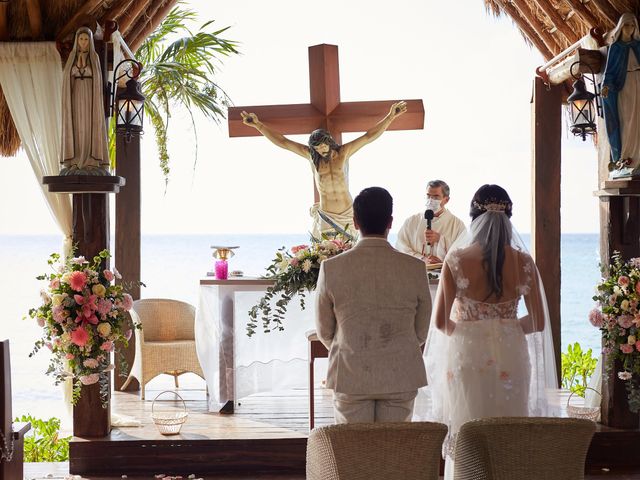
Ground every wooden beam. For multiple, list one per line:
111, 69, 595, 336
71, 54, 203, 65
103, 0, 135, 23
56, 0, 104, 42
114, 129, 141, 393
537, 0, 580, 44
71, 192, 112, 437
531, 76, 563, 384
118, 0, 152, 36
590, 0, 621, 27
499, 0, 555, 60
510, 0, 562, 57
25, 0, 42, 39
564, 0, 602, 28
128, 0, 179, 52
120, 0, 165, 39
0, 2, 8, 41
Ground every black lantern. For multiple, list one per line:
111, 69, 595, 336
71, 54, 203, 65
567, 77, 597, 141
111, 59, 145, 141
567, 61, 602, 141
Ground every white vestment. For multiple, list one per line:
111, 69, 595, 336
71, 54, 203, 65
395, 209, 466, 261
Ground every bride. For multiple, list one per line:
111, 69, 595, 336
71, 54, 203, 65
422, 184, 558, 479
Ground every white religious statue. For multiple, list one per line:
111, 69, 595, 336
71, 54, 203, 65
602, 13, 640, 175
60, 27, 110, 176
241, 101, 408, 238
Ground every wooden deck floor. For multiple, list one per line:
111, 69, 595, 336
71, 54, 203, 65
52, 379, 640, 477
108, 384, 334, 439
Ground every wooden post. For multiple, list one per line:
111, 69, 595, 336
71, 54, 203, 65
597, 179, 640, 428
114, 132, 141, 392
72, 192, 111, 437
531, 76, 562, 383
42, 176, 125, 437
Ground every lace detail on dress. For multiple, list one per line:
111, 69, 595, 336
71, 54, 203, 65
453, 297, 519, 322
447, 250, 534, 322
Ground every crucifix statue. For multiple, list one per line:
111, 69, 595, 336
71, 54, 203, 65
228, 44, 424, 238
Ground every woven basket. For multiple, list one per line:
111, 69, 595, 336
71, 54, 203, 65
152, 391, 188, 435
566, 387, 600, 422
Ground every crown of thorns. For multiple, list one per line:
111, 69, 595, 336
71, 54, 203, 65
473, 199, 511, 212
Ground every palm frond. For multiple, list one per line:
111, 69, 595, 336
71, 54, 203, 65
135, 3, 239, 182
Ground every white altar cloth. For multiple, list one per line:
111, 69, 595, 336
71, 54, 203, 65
196, 276, 439, 413
195, 278, 318, 412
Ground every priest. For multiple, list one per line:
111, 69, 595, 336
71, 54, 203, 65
396, 179, 466, 264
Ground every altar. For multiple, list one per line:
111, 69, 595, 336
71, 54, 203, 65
196, 276, 439, 413
196, 278, 320, 412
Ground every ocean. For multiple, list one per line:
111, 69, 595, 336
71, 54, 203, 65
0, 233, 602, 429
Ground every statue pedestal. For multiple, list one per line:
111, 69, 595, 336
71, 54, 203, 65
42, 175, 124, 438
71, 375, 111, 438
601, 354, 640, 429
597, 181, 640, 429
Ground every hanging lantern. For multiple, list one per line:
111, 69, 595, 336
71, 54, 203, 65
115, 77, 145, 139
110, 59, 145, 142
567, 77, 597, 141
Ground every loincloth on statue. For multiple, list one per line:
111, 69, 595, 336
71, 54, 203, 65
309, 203, 357, 240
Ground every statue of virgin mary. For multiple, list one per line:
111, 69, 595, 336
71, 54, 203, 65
602, 13, 640, 175
60, 27, 110, 175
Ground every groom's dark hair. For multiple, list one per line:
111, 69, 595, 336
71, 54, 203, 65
353, 187, 393, 235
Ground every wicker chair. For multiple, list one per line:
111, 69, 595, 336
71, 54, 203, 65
306, 422, 447, 480
453, 417, 596, 480
121, 299, 205, 399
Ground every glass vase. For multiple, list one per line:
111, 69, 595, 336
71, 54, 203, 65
215, 259, 228, 280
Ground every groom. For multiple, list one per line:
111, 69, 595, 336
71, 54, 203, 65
315, 187, 431, 423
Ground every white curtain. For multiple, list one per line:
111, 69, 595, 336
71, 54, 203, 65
0, 42, 72, 254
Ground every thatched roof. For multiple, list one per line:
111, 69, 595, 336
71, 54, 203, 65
485, 0, 639, 61
0, 0, 178, 157
1, 0, 638, 157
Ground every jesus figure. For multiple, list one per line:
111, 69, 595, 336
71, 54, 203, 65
241, 101, 408, 238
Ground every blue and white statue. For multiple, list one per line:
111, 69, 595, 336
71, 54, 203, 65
602, 13, 640, 175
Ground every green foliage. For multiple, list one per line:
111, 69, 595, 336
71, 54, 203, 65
132, 1, 239, 184
247, 234, 353, 336
561, 342, 598, 397
15, 415, 70, 462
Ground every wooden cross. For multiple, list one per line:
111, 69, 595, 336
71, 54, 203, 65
228, 43, 425, 201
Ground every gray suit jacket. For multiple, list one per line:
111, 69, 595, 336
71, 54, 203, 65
315, 237, 431, 395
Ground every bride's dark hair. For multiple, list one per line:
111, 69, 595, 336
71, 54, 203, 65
469, 184, 513, 299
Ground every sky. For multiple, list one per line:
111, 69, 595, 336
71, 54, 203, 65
0, 0, 600, 235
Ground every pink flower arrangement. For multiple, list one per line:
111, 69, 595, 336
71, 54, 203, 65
592, 252, 640, 412
248, 232, 353, 336
588, 308, 604, 327
29, 250, 141, 405
621, 344, 635, 354
68, 271, 88, 291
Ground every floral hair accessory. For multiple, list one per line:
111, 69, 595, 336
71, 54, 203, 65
473, 199, 512, 212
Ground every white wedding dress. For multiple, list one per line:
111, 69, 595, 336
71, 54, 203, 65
419, 212, 558, 480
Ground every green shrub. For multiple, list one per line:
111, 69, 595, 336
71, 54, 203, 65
15, 415, 70, 462
561, 342, 598, 397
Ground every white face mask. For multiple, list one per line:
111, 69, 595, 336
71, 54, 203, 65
425, 198, 441, 212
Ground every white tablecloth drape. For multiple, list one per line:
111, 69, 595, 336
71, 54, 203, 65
195, 281, 323, 412
195, 278, 438, 412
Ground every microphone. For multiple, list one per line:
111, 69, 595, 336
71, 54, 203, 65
424, 209, 434, 230
424, 209, 434, 246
